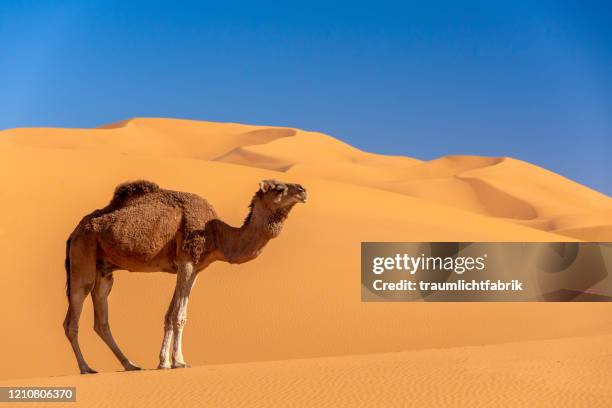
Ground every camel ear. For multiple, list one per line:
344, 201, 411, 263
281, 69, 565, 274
258, 179, 277, 193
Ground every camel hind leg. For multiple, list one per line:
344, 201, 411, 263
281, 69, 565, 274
92, 272, 141, 371
63, 234, 97, 374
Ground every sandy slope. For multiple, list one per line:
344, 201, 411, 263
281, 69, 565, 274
3, 118, 610, 238
2, 334, 612, 407
0, 118, 610, 404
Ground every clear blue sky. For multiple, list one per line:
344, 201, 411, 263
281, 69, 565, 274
1, 1, 610, 194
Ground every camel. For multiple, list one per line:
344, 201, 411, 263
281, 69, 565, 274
63, 179, 307, 374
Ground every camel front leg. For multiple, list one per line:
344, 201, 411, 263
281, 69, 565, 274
158, 290, 177, 369
158, 262, 197, 369
171, 262, 197, 368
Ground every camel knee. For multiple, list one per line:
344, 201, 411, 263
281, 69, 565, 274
165, 305, 186, 330
63, 314, 70, 332
64, 322, 78, 340
94, 321, 110, 337
172, 317, 187, 330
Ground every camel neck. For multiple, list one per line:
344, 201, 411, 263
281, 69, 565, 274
242, 200, 293, 238
213, 201, 293, 264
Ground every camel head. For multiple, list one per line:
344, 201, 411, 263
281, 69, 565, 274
258, 179, 308, 209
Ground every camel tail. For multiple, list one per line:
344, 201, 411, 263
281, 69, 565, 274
65, 237, 71, 298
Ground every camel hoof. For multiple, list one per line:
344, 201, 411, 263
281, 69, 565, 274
80, 367, 98, 375
124, 364, 142, 372
123, 360, 141, 371
157, 363, 172, 370
171, 362, 191, 369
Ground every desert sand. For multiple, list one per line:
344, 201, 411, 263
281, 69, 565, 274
2, 334, 612, 407
0, 118, 611, 406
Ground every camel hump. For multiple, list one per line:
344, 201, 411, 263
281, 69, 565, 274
111, 180, 160, 206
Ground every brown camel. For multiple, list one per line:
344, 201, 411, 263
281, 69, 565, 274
63, 179, 307, 374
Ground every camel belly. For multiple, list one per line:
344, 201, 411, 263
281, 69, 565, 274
100, 243, 177, 273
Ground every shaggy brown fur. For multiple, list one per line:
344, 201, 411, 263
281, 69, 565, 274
110, 180, 160, 207
63, 179, 307, 374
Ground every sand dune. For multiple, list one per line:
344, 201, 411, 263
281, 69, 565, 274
291, 155, 611, 228
2, 334, 612, 407
3, 118, 609, 238
0, 118, 610, 405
